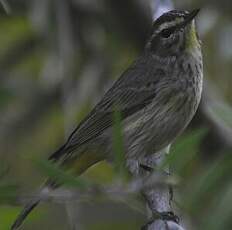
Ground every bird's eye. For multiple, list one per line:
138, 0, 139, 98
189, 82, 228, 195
160, 27, 175, 38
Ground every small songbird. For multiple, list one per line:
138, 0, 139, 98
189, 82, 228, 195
11, 9, 203, 229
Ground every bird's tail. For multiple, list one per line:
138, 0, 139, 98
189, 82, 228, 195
11, 198, 40, 230
11, 144, 104, 229
11, 145, 66, 230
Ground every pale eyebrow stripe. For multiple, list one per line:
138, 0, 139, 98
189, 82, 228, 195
156, 18, 184, 34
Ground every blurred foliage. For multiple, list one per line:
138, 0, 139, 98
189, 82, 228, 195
173, 133, 232, 230
0, 0, 231, 230
112, 109, 128, 178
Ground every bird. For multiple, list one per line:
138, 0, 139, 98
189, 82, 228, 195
11, 9, 203, 229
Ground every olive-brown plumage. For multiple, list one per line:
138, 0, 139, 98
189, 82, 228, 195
12, 9, 203, 229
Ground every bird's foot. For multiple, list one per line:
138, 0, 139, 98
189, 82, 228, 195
157, 211, 180, 223
139, 163, 154, 172
141, 211, 180, 230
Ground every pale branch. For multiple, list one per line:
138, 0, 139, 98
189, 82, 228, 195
12, 172, 178, 228
134, 147, 185, 230
0, 0, 11, 14
15, 173, 177, 205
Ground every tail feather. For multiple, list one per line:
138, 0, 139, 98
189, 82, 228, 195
11, 145, 67, 230
11, 199, 40, 230
11, 142, 102, 229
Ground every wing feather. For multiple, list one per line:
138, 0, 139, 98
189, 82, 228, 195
50, 58, 160, 160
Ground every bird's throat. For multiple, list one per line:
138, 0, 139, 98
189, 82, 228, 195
185, 23, 199, 51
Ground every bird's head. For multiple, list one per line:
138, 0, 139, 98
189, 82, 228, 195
146, 9, 201, 57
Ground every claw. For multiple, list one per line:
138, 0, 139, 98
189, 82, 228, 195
139, 163, 154, 172
158, 211, 180, 224
141, 211, 180, 230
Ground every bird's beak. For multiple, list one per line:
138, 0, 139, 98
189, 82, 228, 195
179, 9, 200, 29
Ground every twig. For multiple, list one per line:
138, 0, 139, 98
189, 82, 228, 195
14, 173, 177, 214
0, 0, 11, 14
135, 147, 185, 230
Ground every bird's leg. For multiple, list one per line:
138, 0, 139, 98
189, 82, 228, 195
126, 158, 140, 176
138, 154, 159, 175
139, 163, 154, 173
169, 184, 174, 205
153, 211, 180, 223
139, 147, 181, 229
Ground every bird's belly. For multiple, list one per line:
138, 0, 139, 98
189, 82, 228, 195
122, 93, 199, 159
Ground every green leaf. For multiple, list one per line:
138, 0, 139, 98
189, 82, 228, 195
112, 108, 127, 178
0, 206, 46, 230
160, 128, 207, 172
0, 88, 14, 108
184, 154, 232, 213
0, 17, 34, 61
0, 184, 18, 204
0, 206, 21, 230
202, 184, 232, 230
32, 157, 91, 189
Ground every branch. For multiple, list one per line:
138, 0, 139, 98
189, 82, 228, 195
15, 172, 177, 212
133, 147, 185, 230
0, 0, 11, 14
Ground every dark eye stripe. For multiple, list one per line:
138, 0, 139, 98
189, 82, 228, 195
159, 26, 176, 38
